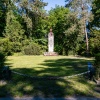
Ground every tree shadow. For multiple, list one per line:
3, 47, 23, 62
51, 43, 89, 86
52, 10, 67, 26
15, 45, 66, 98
0, 57, 96, 98
38, 58, 93, 76
3, 68, 68, 97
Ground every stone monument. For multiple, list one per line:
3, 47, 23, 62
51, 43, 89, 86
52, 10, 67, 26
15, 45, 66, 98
44, 28, 58, 56
48, 28, 54, 52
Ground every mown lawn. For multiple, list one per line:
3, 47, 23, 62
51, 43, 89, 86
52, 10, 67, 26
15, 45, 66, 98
0, 55, 100, 97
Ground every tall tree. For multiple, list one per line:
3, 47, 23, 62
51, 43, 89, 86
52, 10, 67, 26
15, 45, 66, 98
0, 0, 8, 37
65, 0, 93, 56
3, 0, 25, 52
89, 0, 100, 55
91, 0, 100, 28
48, 6, 82, 55
14, 0, 47, 38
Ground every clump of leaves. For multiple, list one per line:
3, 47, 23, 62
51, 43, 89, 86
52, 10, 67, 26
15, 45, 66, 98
23, 42, 41, 55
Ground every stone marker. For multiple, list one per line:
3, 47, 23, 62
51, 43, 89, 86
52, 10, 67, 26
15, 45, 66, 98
48, 28, 54, 52
44, 28, 58, 56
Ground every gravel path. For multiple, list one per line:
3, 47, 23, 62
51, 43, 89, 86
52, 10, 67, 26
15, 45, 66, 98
0, 96, 100, 100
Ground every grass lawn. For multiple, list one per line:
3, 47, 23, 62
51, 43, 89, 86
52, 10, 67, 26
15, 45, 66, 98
0, 55, 100, 97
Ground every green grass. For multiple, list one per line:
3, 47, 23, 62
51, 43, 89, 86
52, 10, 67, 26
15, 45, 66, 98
0, 55, 100, 97
6, 55, 93, 76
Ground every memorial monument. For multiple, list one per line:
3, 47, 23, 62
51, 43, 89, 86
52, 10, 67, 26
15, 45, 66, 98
44, 28, 58, 56
48, 28, 54, 52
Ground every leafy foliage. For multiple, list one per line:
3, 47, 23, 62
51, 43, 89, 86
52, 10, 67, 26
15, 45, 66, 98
92, 0, 100, 27
65, 0, 93, 56
0, 0, 99, 57
23, 42, 41, 55
89, 30, 100, 55
4, 10, 25, 40
0, 0, 7, 37
14, 0, 47, 38
0, 38, 13, 55
48, 6, 82, 55
3, 5, 25, 53
33, 38, 47, 52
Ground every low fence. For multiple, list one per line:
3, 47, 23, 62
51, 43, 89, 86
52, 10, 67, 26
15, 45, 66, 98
1, 65, 90, 80
12, 70, 90, 80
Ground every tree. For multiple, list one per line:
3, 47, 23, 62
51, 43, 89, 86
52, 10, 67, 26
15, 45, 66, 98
89, 0, 100, 79
91, 0, 100, 28
3, 0, 25, 52
48, 6, 82, 55
65, 0, 93, 56
0, 0, 7, 37
89, 0, 100, 55
48, 6, 69, 55
14, 0, 47, 39
89, 30, 100, 55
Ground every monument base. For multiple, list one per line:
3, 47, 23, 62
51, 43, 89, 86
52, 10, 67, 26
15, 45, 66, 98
44, 52, 58, 56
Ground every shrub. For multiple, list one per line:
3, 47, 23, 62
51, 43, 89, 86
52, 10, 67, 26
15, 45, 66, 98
23, 43, 41, 55
0, 38, 13, 55
94, 53, 100, 79
12, 42, 22, 52
33, 39, 47, 53
22, 39, 30, 46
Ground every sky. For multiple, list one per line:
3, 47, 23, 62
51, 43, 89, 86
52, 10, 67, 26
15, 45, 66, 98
43, 0, 66, 11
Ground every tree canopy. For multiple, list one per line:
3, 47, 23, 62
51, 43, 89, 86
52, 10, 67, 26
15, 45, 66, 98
91, 0, 100, 27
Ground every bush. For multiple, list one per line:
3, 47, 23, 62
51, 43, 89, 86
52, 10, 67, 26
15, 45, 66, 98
12, 42, 22, 52
0, 38, 13, 56
94, 53, 100, 79
33, 39, 47, 53
23, 43, 41, 55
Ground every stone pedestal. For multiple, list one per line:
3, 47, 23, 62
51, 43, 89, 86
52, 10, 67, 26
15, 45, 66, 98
44, 52, 58, 56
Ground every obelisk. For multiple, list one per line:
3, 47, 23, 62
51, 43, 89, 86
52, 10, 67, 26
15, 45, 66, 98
48, 28, 54, 52
44, 28, 58, 56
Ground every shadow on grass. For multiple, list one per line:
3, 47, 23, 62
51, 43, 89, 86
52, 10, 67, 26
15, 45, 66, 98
0, 57, 96, 98
38, 58, 93, 76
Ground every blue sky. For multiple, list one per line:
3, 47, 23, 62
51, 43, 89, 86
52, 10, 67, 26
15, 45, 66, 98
43, 0, 66, 11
